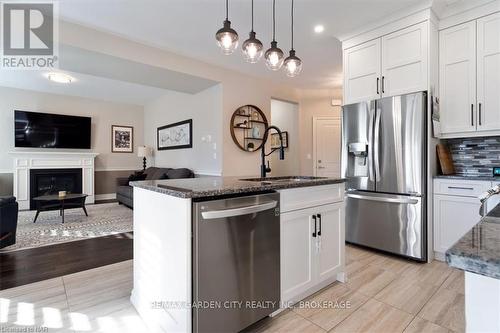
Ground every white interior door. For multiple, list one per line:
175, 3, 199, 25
439, 21, 477, 135
477, 12, 500, 132
313, 118, 341, 177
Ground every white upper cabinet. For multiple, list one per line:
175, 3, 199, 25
477, 12, 500, 133
343, 22, 429, 105
439, 12, 500, 138
439, 21, 477, 135
382, 22, 428, 98
343, 39, 381, 104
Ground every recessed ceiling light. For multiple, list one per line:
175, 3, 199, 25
314, 25, 324, 34
47, 73, 73, 84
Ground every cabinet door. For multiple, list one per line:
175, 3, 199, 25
281, 208, 316, 303
477, 12, 500, 132
433, 194, 482, 255
439, 21, 477, 135
343, 39, 381, 105
317, 203, 344, 284
381, 22, 428, 97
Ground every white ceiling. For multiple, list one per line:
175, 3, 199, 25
0, 70, 172, 106
58, 0, 429, 90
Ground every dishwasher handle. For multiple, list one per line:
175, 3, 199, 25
201, 201, 278, 219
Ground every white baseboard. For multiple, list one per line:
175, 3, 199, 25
95, 193, 116, 201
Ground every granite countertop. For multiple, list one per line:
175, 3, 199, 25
130, 176, 345, 199
434, 175, 500, 182
446, 203, 500, 279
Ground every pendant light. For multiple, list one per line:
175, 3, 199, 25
216, 0, 239, 55
242, 0, 264, 63
264, 0, 284, 70
283, 0, 302, 77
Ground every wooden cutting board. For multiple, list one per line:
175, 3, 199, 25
437, 144, 455, 175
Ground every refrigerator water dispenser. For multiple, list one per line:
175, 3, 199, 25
348, 143, 368, 177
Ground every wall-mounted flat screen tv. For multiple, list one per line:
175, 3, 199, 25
15, 110, 91, 149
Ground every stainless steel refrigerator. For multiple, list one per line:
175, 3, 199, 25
342, 91, 427, 261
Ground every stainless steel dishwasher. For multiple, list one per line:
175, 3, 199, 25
192, 192, 280, 333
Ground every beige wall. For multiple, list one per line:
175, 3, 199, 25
60, 21, 300, 178
0, 86, 144, 196
269, 99, 300, 176
144, 85, 223, 175
298, 90, 342, 175
0, 86, 145, 172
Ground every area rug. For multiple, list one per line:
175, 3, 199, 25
0, 203, 133, 252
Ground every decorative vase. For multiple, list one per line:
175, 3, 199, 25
252, 126, 260, 139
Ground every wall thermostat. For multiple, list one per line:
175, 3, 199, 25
494, 167, 500, 177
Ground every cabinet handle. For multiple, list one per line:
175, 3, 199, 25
471, 104, 474, 126
448, 186, 474, 191
316, 214, 322, 236
376, 77, 380, 95
381, 76, 385, 94
479, 103, 482, 126
312, 215, 317, 238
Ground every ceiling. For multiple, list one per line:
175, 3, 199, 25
0, 70, 172, 106
58, 0, 430, 90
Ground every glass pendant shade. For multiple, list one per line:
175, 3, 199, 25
216, 20, 239, 55
284, 50, 302, 77
264, 41, 284, 70
242, 31, 264, 63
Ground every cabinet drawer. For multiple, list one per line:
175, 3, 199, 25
433, 179, 491, 197
279, 184, 344, 213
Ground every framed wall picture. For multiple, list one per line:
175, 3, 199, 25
271, 131, 289, 149
157, 119, 193, 150
111, 125, 134, 153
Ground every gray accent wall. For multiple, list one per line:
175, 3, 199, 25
447, 136, 500, 177
95, 170, 136, 195
0, 173, 13, 196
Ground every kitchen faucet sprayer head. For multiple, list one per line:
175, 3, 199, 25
279, 147, 285, 160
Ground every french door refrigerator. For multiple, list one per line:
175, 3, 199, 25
342, 91, 427, 261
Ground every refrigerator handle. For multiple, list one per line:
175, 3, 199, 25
368, 107, 375, 182
374, 109, 381, 182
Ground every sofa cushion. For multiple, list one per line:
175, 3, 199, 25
165, 168, 194, 179
116, 185, 133, 198
0, 196, 15, 206
145, 167, 172, 180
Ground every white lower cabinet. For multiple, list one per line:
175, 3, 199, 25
433, 179, 491, 260
280, 201, 345, 304
433, 194, 482, 258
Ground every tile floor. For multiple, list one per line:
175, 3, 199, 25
252, 246, 465, 333
0, 245, 465, 333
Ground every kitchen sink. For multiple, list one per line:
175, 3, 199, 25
240, 176, 327, 184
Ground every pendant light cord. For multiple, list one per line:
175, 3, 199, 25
226, 0, 229, 20
272, 0, 276, 42
291, 0, 294, 50
251, 0, 254, 31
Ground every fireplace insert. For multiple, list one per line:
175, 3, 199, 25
29, 168, 82, 210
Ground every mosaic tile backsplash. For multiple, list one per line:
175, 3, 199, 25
446, 136, 500, 177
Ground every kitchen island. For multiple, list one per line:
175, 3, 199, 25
129, 176, 346, 333
446, 203, 500, 332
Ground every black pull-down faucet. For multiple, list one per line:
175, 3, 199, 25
260, 125, 285, 178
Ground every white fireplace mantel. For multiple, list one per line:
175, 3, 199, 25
9, 151, 99, 210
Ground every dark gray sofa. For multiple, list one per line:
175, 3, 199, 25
116, 167, 194, 208
0, 196, 19, 249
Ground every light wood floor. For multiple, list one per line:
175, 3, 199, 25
0, 245, 465, 332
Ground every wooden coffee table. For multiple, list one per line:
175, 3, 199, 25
32, 194, 88, 223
